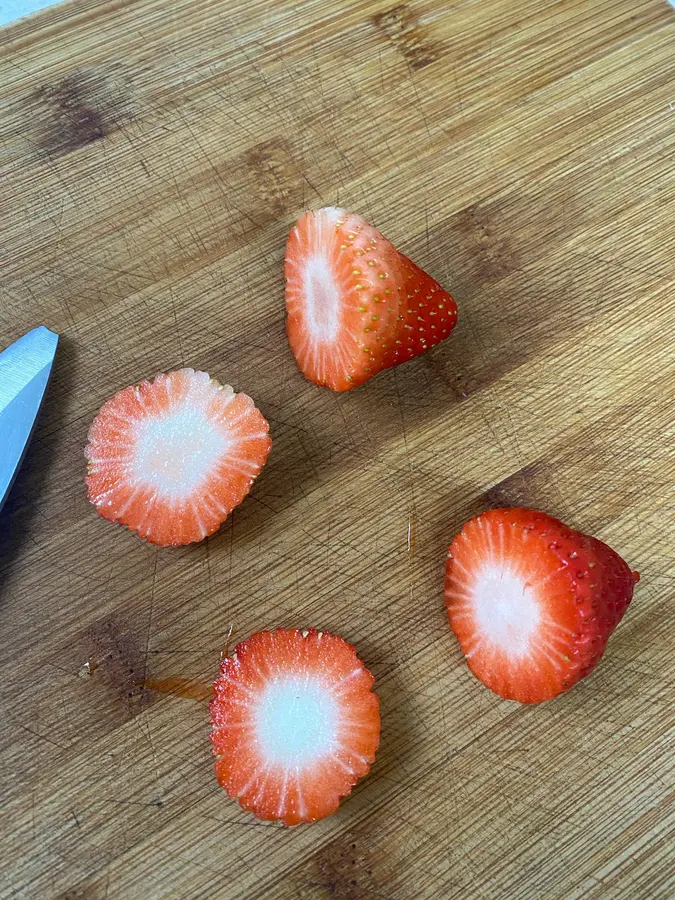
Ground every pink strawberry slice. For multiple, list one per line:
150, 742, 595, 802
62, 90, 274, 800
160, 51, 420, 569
285, 207, 457, 391
85, 368, 271, 546
445, 508, 639, 703
210, 628, 380, 825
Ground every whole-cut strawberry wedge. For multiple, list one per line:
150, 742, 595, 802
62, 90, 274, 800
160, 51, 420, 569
445, 508, 639, 704
285, 207, 457, 391
85, 369, 271, 546
210, 628, 380, 825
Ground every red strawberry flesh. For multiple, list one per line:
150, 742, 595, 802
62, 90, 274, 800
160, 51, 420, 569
445, 508, 639, 703
285, 207, 457, 391
85, 368, 271, 546
210, 629, 380, 825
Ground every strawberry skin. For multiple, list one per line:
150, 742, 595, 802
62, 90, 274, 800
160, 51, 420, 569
210, 629, 380, 826
85, 369, 271, 546
285, 207, 457, 391
445, 508, 639, 703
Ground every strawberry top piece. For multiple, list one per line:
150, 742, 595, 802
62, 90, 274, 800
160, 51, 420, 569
285, 207, 457, 391
210, 629, 380, 826
445, 508, 639, 704
85, 368, 271, 546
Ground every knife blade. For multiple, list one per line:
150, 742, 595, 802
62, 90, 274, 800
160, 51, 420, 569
0, 326, 59, 513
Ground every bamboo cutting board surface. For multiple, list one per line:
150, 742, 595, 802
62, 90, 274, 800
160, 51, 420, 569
1, 0, 674, 897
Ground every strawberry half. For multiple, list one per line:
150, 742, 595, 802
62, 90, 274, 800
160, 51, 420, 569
285, 207, 457, 391
85, 369, 271, 546
210, 628, 380, 826
445, 508, 639, 704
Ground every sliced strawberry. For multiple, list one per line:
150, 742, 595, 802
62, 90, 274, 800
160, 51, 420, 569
85, 369, 271, 546
444, 508, 639, 704
210, 628, 380, 825
285, 207, 457, 391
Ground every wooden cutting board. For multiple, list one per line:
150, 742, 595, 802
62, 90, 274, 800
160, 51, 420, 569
1, 0, 673, 896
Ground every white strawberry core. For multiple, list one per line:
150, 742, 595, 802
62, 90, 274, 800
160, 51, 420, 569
472, 564, 541, 658
255, 677, 337, 768
303, 255, 340, 342
133, 408, 228, 498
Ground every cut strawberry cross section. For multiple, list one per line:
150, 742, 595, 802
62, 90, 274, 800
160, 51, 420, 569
445, 508, 639, 703
85, 368, 271, 546
285, 207, 457, 391
210, 629, 380, 825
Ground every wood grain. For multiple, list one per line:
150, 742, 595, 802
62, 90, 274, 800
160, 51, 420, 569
1, 0, 674, 897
